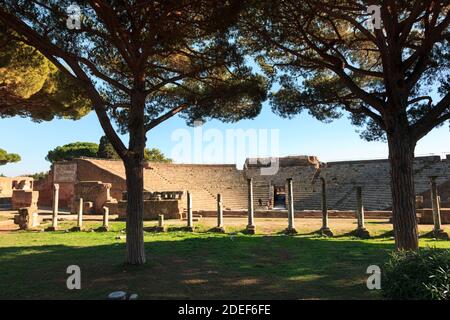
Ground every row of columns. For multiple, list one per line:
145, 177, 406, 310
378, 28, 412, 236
182, 178, 367, 236
46, 177, 447, 237
46, 184, 109, 232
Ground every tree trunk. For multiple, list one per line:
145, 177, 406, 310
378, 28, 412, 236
387, 125, 419, 250
124, 157, 146, 264
123, 89, 147, 265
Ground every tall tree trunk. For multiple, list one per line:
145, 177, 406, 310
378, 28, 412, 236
124, 157, 146, 264
124, 89, 147, 265
387, 122, 419, 250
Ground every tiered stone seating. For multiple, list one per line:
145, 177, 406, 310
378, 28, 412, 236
322, 156, 450, 210
147, 163, 248, 211
87, 158, 126, 179
82, 155, 450, 212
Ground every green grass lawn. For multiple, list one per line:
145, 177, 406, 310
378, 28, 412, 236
0, 219, 449, 300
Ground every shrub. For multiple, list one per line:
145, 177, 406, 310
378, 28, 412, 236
382, 248, 450, 300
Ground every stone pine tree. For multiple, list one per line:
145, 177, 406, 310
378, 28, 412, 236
98, 136, 172, 162
46, 142, 100, 163
97, 136, 119, 160
0, 24, 91, 121
241, 0, 449, 250
144, 148, 172, 163
0, 148, 20, 166
0, 1, 267, 264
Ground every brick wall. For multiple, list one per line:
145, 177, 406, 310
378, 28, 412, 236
33, 155, 450, 212
11, 190, 39, 209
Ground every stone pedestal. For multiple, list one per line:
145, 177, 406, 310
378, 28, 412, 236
353, 227, 371, 239
245, 178, 255, 234
244, 224, 256, 235
14, 207, 41, 230
319, 227, 334, 237
284, 178, 297, 235
432, 228, 450, 240
46, 184, 59, 231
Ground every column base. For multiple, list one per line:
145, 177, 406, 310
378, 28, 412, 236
183, 226, 195, 232
71, 226, 83, 232
433, 229, 450, 240
45, 226, 58, 232
352, 228, 371, 239
155, 226, 166, 232
244, 225, 256, 235
96, 226, 109, 232
211, 226, 226, 233
143, 226, 166, 233
284, 227, 298, 235
319, 227, 334, 237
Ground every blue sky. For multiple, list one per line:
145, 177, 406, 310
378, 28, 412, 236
1, 101, 449, 177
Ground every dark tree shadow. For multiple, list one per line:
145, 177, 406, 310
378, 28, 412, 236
0, 235, 393, 300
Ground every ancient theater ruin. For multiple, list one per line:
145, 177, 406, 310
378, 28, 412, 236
27, 154, 450, 225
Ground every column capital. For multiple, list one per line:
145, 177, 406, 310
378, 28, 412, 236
53, 184, 60, 190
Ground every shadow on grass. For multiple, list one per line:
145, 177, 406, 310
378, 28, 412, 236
371, 230, 395, 239
0, 235, 393, 300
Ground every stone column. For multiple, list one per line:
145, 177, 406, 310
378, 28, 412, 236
429, 177, 448, 239
73, 198, 83, 231
186, 191, 194, 231
156, 214, 165, 232
102, 207, 109, 231
319, 177, 333, 237
47, 184, 59, 231
285, 178, 297, 234
354, 186, 370, 238
245, 178, 255, 234
213, 194, 225, 233
430, 177, 442, 231
98, 206, 109, 231
105, 183, 112, 200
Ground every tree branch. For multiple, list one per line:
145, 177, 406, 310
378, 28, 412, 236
145, 103, 189, 131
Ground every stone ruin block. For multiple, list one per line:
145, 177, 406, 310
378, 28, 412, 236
14, 207, 42, 230
123, 191, 184, 201
417, 208, 450, 224
117, 191, 184, 220
12, 190, 39, 210
72, 181, 118, 214
12, 178, 34, 191
0, 177, 13, 197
